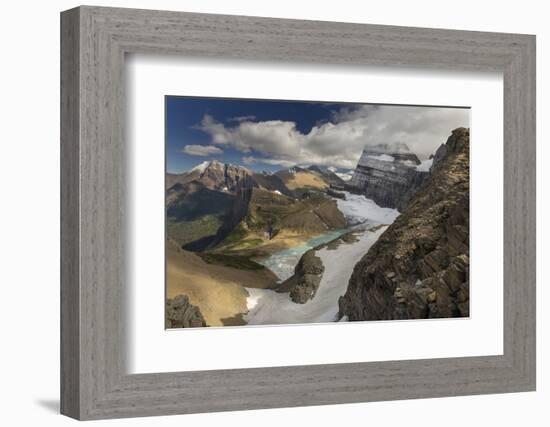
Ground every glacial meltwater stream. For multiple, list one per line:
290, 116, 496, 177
254, 230, 348, 282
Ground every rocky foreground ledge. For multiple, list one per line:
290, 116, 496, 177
339, 128, 470, 320
166, 294, 207, 328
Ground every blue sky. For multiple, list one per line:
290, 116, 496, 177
166, 96, 470, 174
166, 96, 340, 173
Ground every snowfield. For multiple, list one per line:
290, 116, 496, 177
416, 158, 433, 172
336, 192, 400, 225
335, 171, 353, 181
367, 154, 395, 162
245, 226, 388, 325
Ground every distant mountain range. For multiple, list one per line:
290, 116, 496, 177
167, 159, 289, 195
166, 141, 437, 252
167, 160, 348, 194
166, 160, 349, 252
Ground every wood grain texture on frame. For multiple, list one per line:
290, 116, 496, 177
60, 5, 536, 420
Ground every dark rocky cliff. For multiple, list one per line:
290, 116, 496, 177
348, 143, 428, 210
339, 128, 470, 320
166, 294, 207, 328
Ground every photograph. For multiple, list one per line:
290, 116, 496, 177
165, 97, 471, 328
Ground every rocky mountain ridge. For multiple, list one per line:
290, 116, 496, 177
167, 159, 350, 252
211, 187, 347, 253
167, 160, 290, 195
307, 165, 347, 188
339, 128, 470, 320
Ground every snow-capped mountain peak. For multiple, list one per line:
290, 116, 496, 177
189, 161, 210, 174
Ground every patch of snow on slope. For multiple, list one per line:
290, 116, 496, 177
245, 226, 388, 325
336, 192, 400, 225
367, 154, 395, 162
273, 190, 282, 195
335, 171, 353, 181
189, 161, 210, 174
416, 158, 433, 172
400, 159, 417, 167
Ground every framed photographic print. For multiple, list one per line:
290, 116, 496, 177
61, 6, 536, 420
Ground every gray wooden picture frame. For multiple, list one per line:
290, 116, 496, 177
60, 5, 536, 420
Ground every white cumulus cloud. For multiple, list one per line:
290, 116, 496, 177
196, 105, 469, 168
182, 144, 223, 156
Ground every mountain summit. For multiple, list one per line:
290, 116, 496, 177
167, 160, 289, 195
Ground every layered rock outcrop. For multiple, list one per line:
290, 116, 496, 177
348, 143, 428, 210
339, 128, 470, 320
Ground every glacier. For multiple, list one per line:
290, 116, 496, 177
244, 192, 398, 326
245, 225, 388, 325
